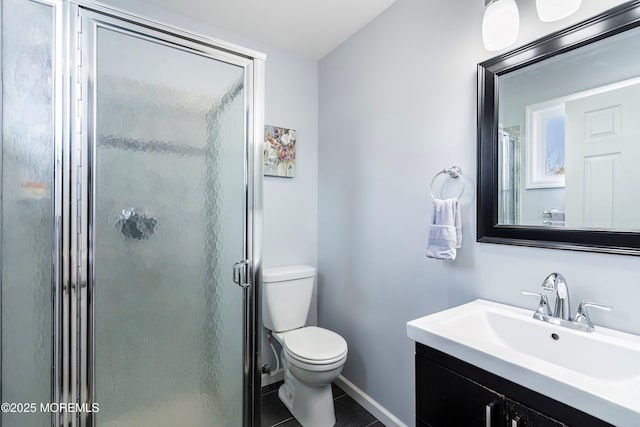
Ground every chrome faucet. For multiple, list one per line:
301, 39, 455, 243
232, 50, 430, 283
541, 272, 571, 320
522, 273, 613, 333
575, 302, 613, 332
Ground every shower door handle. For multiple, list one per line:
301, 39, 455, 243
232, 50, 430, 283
233, 259, 250, 288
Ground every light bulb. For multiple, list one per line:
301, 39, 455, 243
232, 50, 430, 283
536, 0, 582, 22
482, 0, 520, 51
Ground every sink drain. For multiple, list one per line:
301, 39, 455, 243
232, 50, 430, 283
551, 333, 560, 341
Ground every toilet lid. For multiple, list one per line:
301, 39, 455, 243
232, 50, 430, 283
282, 326, 347, 364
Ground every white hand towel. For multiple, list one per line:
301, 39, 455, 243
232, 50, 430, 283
454, 198, 462, 249
426, 198, 462, 261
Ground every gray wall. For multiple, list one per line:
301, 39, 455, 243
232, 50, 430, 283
318, 0, 633, 424
97, 0, 319, 376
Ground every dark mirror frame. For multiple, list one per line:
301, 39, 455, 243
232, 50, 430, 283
477, 0, 640, 256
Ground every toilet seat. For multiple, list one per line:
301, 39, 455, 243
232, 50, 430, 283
282, 326, 347, 366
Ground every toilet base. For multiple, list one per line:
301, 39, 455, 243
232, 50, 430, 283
278, 366, 336, 427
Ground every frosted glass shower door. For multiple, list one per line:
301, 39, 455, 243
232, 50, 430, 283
83, 13, 249, 427
1, 0, 56, 426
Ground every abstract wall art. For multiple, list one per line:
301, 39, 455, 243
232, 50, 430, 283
264, 125, 296, 178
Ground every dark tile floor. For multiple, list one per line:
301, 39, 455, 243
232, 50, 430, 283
261, 381, 384, 427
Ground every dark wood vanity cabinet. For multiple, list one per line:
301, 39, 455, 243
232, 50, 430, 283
416, 353, 503, 426
415, 343, 612, 427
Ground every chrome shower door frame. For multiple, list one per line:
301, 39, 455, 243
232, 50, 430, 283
63, 2, 265, 426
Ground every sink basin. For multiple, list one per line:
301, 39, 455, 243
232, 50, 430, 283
407, 299, 640, 426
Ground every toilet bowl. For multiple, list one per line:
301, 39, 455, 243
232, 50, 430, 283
273, 326, 347, 426
263, 266, 348, 427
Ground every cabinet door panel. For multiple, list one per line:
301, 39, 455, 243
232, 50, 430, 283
416, 355, 504, 427
506, 399, 566, 427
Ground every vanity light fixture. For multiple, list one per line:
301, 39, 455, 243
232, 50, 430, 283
536, 0, 582, 22
482, 0, 520, 51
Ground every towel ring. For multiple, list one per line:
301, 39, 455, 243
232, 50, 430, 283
430, 166, 465, 200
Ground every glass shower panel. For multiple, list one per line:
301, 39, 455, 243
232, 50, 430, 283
93, 25, 246, 427
1, 0, 55, 426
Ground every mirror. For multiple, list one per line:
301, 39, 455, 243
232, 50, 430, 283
478, 1, 640, 255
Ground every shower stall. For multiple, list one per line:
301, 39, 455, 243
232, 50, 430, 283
1, 0, 264, 426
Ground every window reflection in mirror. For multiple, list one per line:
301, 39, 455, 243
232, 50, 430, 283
497, 24, 640, 230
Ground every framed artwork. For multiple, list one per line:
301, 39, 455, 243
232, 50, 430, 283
264, 125, 296, 178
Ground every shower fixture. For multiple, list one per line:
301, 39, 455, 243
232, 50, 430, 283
116, 208, 157, 240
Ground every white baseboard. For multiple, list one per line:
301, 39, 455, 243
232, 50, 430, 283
335, 375, 407, 427
261, 368, 284, 387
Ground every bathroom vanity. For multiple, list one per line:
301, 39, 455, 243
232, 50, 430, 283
415, 343, 609, 426
407, 300, 640, 427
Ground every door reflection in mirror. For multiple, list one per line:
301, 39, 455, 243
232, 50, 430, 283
497, 23, 640, 230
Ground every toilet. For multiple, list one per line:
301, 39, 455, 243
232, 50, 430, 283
263, 265, 348, 427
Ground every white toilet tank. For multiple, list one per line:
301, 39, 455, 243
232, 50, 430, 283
262, 265, 315, 333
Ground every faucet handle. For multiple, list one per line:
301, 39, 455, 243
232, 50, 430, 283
521, 290, 552, 318
575, 302, 612, 332
521, 290, 543, 297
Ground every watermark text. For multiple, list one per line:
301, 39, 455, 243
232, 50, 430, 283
1, 402, 99, 413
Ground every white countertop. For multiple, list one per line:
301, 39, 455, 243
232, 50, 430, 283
407, 299, 640, 427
